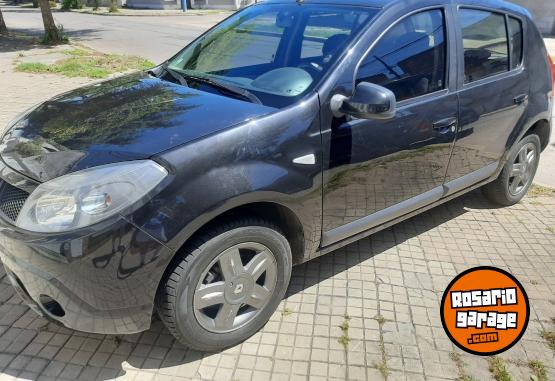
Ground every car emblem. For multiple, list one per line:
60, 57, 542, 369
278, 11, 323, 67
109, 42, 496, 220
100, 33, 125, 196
234, 283, 244, 294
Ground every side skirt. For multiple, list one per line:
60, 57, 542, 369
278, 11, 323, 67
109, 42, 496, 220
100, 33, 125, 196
315, 161, 500, 258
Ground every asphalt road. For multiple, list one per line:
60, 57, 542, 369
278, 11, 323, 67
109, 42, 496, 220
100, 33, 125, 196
1, 6, 229, 63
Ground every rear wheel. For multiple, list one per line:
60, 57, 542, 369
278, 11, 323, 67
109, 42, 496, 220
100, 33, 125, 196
156, 218, 292, 351
482, 134, 541, 206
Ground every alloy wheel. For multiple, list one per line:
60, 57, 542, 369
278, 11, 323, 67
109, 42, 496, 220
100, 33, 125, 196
508, 142, 537, 196
193, 242, 278, 333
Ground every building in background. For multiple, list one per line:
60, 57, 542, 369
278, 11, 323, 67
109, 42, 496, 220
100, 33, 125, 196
189, 0, 254, 9
125, 0, 254, 10
511, 0, 554, 35
121, 0, 553, 36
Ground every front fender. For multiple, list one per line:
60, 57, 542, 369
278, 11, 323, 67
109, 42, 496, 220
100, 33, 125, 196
154, 161, 320, 252
126, 94, 323, 261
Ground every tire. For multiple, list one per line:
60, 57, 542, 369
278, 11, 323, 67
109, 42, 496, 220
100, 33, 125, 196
482, 134, 541, 206
156, 218, 292, 352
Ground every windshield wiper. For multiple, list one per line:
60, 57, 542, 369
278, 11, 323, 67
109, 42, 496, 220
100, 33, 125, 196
148, 62, 189, 87
183, 73, 262, 105
166, 67, 189, 87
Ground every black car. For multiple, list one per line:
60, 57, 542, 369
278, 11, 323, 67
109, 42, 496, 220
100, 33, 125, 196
1, 0, 553, 351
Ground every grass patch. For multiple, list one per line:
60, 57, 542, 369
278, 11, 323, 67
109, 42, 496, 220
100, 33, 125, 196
547, 227, 555, 234
337, 334, 351, 349
488, 356, 512, 381
15, 50, 154, 78
450, 351, 478, 381
528, 360, 548, 381
374, 314, 390, 326
540, 329, 555, 352
338, 315, 351, 349
528, 184, 555, 198
281, 307, 294, 317
373, 313, 390, 379
529, 200, 544, 205
374, 361, 390, 379
63, 48, 89, 56
459, 376, 477, 381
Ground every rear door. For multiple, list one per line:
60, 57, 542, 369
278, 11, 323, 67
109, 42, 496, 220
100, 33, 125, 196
444, 7, 529, 189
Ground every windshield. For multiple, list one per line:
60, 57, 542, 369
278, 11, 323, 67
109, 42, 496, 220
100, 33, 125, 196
166, 4, 379, 108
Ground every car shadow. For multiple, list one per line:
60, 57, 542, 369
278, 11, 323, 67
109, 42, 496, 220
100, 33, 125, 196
0, 190, 494, 380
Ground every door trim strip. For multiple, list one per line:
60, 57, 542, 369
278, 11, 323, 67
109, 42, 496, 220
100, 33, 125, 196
443, 161, 499, 197
321, 186, 444, 247
321, 161, 500, 248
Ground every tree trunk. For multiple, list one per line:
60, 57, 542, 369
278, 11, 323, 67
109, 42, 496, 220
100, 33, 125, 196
38, 0, 61, 44
0, 7, 8, 34
109, 0, 117, 12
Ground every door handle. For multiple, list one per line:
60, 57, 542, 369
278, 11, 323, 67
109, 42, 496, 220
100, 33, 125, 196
513, 94, 528, 105
432, 117, 458, 133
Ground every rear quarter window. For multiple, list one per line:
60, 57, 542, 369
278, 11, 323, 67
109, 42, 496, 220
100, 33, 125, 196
508, 17, 523, 69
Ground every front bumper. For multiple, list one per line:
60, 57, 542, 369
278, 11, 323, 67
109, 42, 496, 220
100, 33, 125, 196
0, 215, 173, 335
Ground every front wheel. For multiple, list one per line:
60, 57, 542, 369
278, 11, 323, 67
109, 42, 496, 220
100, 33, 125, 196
156, 218, 292, 351
482, 134, 541, 206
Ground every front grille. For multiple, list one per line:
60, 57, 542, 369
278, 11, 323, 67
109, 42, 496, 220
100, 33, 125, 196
0, 181, 30, 222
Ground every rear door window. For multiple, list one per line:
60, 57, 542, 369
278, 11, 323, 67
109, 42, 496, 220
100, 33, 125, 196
459, 9, 509, 83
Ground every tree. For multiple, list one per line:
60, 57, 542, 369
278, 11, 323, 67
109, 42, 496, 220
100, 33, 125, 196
38, 0, 62, 43
109, 0, 118, 13
0, 7, 7, 34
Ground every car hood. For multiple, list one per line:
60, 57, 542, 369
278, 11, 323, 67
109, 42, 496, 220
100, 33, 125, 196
0, 72, 276, 182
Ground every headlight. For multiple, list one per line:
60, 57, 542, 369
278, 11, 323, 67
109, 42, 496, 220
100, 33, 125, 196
16, 160, 168, 233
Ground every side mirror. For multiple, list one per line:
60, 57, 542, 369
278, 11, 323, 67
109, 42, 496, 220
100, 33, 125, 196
331, 82, 396, 120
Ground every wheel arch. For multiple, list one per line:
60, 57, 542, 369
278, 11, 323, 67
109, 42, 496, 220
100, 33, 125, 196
524, 118, 551, 151
182, 201, 306, 266
158, 201, 307, 289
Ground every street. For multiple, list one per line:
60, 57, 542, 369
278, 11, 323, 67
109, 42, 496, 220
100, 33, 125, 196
1, 6, 228, 62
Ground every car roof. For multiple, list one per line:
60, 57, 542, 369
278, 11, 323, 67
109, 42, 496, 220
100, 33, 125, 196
259, 0, 530, 18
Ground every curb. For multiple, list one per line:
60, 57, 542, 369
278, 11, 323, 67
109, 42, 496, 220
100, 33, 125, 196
54, 8, 232, 17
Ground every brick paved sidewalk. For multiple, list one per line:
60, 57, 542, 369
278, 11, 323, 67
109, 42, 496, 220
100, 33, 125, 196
1, 36, 555, 381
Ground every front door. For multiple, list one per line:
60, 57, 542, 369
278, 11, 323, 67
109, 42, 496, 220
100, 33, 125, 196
321, 8, 458, 246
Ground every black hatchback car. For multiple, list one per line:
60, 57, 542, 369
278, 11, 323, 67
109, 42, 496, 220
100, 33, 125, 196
1, 0, 553, 351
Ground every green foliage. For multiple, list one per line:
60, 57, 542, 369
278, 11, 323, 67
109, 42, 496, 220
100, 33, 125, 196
528, 360, 547, 381
281, 307, 294, 317
450, 351, 478, 381
540, 329, 555, 352
528, 184, 555, 198
61, 0, 82, 10
488, 356, 512, 381
16, 51, 153, 79
338, 315, 351, 349
375, 362, 390, 379
63, 48, 89, 56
